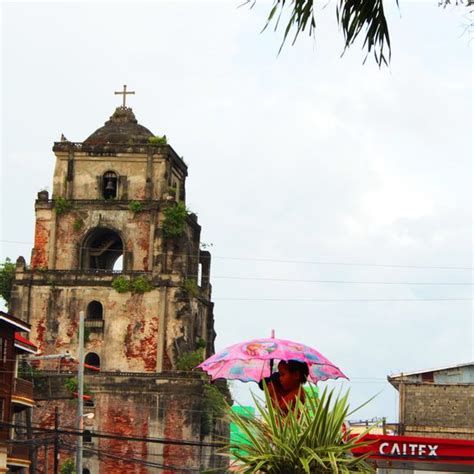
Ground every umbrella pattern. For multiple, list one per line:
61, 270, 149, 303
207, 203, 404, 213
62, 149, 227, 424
197, 337, 347, 384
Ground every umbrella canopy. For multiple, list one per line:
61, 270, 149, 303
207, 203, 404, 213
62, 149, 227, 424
197, 337, 347, 383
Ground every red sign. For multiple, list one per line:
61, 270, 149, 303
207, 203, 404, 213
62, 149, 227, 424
352, 434, 474, 466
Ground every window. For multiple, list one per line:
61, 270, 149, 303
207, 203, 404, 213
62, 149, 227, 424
102, 171, 118, 199
83, 430, 92, 443
83, 469, 91, 474
86, 301, 103, 320
85, 353, 100, 371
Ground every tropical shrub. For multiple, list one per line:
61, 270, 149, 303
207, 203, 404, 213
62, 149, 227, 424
111, 275, 130, 293
148, 135, 167, 145
0, 258, 15, 308
162, 202, 188, 238
130, 276, 153, 293
54, 196, 72, 216
112, 275, 153, 294
60, 458, 76, 474
128, 200, 144, 214
182, 278, 199, 298
73, 218, 83, 232
176, 349, 204, 371
201, 383, 227, 437
227, 385, 375, 473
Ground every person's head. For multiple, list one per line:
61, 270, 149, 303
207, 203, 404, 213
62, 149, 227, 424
278, 360, 309, 391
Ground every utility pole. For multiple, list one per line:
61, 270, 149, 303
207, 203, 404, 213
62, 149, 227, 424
54, 406, 59, 474
76, 310, 84, 474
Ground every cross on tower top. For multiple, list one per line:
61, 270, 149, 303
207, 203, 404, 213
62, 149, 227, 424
114, 84, 135, 108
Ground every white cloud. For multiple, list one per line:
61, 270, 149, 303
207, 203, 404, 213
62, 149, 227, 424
1, 1, 472, 419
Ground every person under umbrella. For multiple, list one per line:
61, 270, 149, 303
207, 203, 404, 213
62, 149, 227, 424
259, 359, 309, 413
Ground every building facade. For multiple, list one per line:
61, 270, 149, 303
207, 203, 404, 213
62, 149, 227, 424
10, 102, 227, 472
388, 363, 474, 441
0, 311, 37, 473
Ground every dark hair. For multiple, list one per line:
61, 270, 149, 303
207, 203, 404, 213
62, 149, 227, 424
281, 360, 309, 383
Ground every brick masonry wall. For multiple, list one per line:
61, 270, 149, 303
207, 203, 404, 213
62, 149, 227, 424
32, 373, 229, 473
402, 383, 474, 439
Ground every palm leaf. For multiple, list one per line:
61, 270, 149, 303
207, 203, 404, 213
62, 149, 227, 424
224, 384, 375, 472
255, 0, 396, 66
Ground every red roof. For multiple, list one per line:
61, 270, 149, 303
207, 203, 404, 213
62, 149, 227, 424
15, 333, 38, 350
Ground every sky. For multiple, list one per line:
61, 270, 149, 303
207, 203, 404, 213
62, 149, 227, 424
1, 1, 472, 421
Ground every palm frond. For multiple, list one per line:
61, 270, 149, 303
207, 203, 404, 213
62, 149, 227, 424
260, 0, 394, 67
225, 384, 376, 473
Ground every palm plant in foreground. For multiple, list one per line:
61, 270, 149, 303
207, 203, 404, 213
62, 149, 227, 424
227, 385, 375, 473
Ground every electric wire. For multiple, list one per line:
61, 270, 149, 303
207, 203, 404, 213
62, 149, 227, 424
1, 421, 226, 448
7, 288, 472, 302
214, 297, 472, 302
212, 275, 474, 285
58, 441, 201, 472
1, 238, 472, 270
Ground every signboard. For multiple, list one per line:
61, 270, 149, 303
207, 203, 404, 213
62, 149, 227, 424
352, 434, 474, 468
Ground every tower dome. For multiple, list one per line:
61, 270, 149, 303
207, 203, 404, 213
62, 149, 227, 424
83, 106, 154, 145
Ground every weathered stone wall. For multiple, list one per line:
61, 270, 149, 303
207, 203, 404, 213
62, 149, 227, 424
53, 152, 171, 201
52, 151, 186, 203
11, 275, 212, 372
13, 108, 220, 473
14, 285, 164, 371
401, 383, 474, 439
31, 206, 53, 269
33, 372, 229, 473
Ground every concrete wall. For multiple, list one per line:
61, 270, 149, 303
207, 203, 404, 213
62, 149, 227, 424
400, 383, 474, 439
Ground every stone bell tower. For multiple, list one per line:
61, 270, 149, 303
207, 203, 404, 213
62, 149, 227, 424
10, 89, 226, 473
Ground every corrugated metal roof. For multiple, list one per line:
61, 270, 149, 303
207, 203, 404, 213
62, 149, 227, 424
14, 333, 38, 354
388, 361, 474, 379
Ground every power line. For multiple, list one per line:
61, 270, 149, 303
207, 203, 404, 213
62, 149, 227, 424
58, 441, 200, 473
214, 297, 473, 302
212, 255, 474, 271
1, 421, 226, 448
1, 239, 472, 270
212, 275, 474, 285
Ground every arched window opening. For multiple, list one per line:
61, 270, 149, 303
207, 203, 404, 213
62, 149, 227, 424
86, 301, 103, 320
83, 469, 91, 474
83, 430, 92, 443
82, 228, 124, 271
85, 353, 100, 372
102, 171, 118, 199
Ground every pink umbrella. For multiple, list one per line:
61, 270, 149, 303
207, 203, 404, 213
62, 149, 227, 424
197, 336, 347, 384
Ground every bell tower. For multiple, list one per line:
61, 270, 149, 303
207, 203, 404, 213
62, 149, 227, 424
10, 91, 226, 472
12, 99, 215, 371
